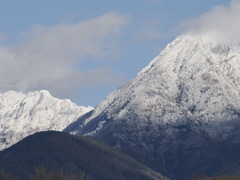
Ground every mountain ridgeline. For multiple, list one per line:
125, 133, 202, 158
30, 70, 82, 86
66, 35, 240, 179
0, 90, 93, 150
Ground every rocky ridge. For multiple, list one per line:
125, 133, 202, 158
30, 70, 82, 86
0, 90, 93, 150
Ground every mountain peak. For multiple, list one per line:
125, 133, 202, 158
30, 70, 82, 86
68, 35, 240, 135
66, 35, 240, 178
32, 89, 51, 96
0, 90, 93, 150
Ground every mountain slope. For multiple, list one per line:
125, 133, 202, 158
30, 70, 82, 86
0, 131, 167, 180
66, 35, 240, 179
0, 90, 93, 150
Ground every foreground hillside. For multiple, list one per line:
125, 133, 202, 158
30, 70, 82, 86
0, 131, 166, 180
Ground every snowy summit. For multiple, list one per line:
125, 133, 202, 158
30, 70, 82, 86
0, 90, 93, 150
66, 34, 240, 178
68, 34, 240, 136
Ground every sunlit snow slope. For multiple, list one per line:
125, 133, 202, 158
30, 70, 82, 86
0, 90, 93, 150
69, 35, 240, 136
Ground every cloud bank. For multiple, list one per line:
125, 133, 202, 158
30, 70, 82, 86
0, 12, 129, 98
181, 0, 240, 43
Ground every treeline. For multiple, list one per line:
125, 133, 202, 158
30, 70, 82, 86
193, 175, 240, 180
0, 167, 91, 180
2, 169, 240, 180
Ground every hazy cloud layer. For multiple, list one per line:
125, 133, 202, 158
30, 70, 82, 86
0, 12, 129, 98
181, 0, 240, 43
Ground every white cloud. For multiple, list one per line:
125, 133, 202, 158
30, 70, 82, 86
180, 0, 240, 43
0, 12, 129, 98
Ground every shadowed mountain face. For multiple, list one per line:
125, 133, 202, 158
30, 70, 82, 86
66, 35, 240, 179
0, 131, 166, 180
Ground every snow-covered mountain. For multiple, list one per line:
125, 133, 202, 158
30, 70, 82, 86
0, 90, 93, 150
67, 35, 240, 179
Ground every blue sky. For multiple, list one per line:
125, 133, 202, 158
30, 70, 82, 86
0, 0, 232, 106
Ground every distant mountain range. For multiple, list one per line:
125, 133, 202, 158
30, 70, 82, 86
0, 90, 93, 150
2, 34, 240, 179
66, 35, 240, 179
0, 131, 167, 180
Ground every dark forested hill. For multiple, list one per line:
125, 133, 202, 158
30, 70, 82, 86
0, 131, 166, 180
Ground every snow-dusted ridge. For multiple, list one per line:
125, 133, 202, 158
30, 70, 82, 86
69, 34, 240, 136
0, 90, 93, 150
